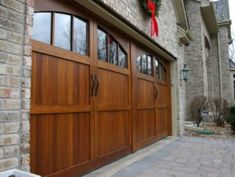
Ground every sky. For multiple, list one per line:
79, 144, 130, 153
229, 0, 235, 37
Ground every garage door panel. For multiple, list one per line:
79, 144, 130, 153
31, 113, 90, 176
96, 69, 129, 106
32, 52, 90, 106
136, 109, 155, 143
95, 111, 130, 157
137, 79, 155, 106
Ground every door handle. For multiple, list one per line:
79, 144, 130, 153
94, 75, 99, 96
91, 74, 96, 97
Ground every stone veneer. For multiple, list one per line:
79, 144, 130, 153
219, 25, 232, 103
185, 0, 205, 119
0, 0, 34, 172
185, 0, 232, 119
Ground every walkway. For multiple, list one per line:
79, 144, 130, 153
84, 137, 235, 177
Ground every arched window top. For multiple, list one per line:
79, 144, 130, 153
97, 28, 128, 68
136, 54, 153, 76
155, 59, 167, 81
32, 12, 88, 56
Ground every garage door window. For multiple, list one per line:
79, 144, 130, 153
32, 12, 88, 56
97, 28, 128, 68
32, 12, 51, 44
136, 54, 153, 75
155, 59, 167, 81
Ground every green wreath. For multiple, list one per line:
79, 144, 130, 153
140, 0, 162, 17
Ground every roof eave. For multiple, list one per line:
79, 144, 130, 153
201, 2, 219, 35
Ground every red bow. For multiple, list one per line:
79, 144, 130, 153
147, 0, 159, 37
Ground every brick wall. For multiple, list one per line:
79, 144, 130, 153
0, 0, 33, 172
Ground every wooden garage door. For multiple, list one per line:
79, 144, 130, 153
94, 27, 131, 159
131, 44, 172, 151
30, 2, 131, 176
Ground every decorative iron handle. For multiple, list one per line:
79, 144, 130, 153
91, 74, 96, 97
95, 75, 99, 96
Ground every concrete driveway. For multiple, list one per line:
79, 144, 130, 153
85, 137, 235, 177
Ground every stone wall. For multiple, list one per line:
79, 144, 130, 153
185, 0, 205, 119
207, 35, 221, 98
0, 0, 33, 172
219, 25, 232, 103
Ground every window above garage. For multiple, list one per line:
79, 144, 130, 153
32, 12, 88, 56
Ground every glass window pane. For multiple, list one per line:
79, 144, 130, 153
109, 36, 117, 65
97, 29, 107, 61
73, 17, 88, 55
147, 56, 152, 75
155, 59, 159, 79
118, 46, 127, 68
32, 13, 51, 44
54, 13, 71, 50
142, 55, 147, 74
136, 56, 141, 72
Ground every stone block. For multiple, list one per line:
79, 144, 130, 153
1, 0, 24, 13
21, 88, 30, 99
21, 121, 29, 132
21, 78, 31, 88
0, 87, 20, 98
3, 122, 20, 134
21, 154, 30, 167
0, 28, 7, 39
2, 145, 19, 158
0, 6, 7, 18
0, 17, 23, 33
0, 158, 18, 171
22, 67, 31, 77
25, 15, 33, 26
0, 134, 19, 146
24, 45, 32, 56
21, 132, 29, 144
23, 56, 32, 67
0, 99, 21, 110
8, 9, 24, 23
26, 6, 34, 16
20, 143, 29, 154
0, 40, 22, 55
0, 112, 19, 122
8, 31, 23, 44
0, 53, 21, 65
21, 111, 29, 121
0, 75, 21, 87
21, 98, 30, 110
0, 64, 21, 75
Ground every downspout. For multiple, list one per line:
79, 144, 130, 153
217, 31, 223, 98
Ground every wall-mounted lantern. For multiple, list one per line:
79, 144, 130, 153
180, 64, 189, 82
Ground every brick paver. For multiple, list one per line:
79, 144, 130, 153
111, 137, 235, 177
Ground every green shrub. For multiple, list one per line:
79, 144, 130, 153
230, 106, 235, 115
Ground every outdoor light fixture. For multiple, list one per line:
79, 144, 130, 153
180, 64, 189, 82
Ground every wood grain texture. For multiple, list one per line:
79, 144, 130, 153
31, 1, 172, 176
